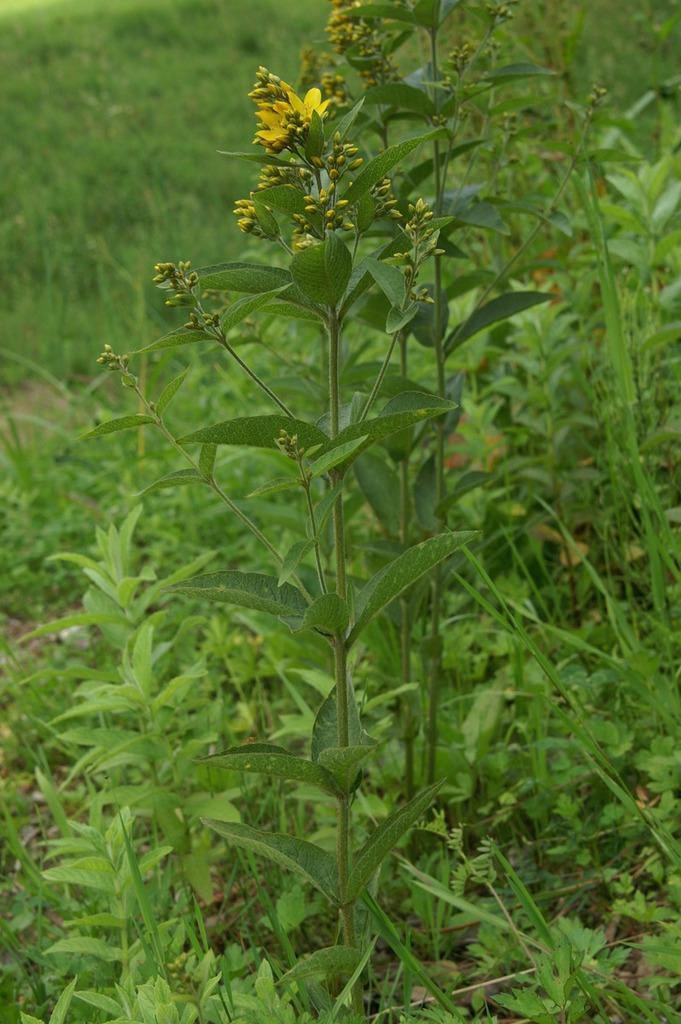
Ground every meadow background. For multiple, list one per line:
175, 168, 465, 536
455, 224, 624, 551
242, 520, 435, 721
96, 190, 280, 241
2, 0, 681, 1021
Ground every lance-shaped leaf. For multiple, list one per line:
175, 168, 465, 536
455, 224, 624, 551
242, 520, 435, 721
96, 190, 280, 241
484, 62, 556, 83
79, 415, 155, 440
362, 83, 436, 117
198, 743, 341, 796
309, 436, 368, 478
348, 531, 477, 645
343, 130, 444, 207
179, 414, 326, 451
363, 256, 406, 308
203, 820, 339, 903
156, 366, 190, 415
279, 539, 313, 586
318, 741, 379, 793
311, 683, 366, 764
345, 780, 444, 903
198, 443, 217, 480
290, 232, 353, 306
218, 150, 294, 167
194, 262, 292, 294
444, 291, 554, 355
299, 594, 350, 636
279, 946, 363, 984
354, 452, 401, 536
168, 571, 308, 630
257, 185, 310, 219
137, 469, 204, 495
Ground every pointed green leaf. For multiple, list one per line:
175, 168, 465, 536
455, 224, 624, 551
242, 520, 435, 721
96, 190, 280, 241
318, 742, 379, 793
247, 475, 300, 498
203, 820, 339, 903
309, 436, 368, 478
137, 469, 203, 495
346, 780, 444, 902
362, 83, 435, 117
256, 185, 309, 219
156, 366, 190, 416
179, 414, 326, 450
444, 291, 553, 355
290, 233, 353, 306
198, 443, 217, 480
414, 454, 437, 532
79, 415, 155, 440
45, 937, 123, 961
199, 743, 341, 796
354, 452, 401, 536
279, 946, 363, 984
279, 539, 313, 586
311, 684, 366, 764
386, 302, 419, 334
251, 196, 281, 237
333, 97, 365, 143
261, 300, 325, 322
343, 130, 444, 206
306, 109, 326, 160
221, 288, 288, 331
348, 531, 477, 645
195, 262, 292, 293
49, 976, 78, 1024
168, 571, 308, 629
300, 594, 350, 636
485, 62, 556, 82
363, 256, 406, 308
218, 150, 294, 167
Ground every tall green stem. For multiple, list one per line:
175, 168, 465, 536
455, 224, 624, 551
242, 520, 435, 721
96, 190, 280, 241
328, 305, 363, 1017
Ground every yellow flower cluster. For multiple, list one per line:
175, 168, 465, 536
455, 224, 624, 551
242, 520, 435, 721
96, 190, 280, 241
249, 66, 331, 155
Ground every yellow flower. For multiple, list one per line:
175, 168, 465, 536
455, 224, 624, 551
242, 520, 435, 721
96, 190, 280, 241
253, 79, 331, 154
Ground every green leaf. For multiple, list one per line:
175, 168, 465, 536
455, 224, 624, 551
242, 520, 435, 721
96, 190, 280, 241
300, 594, 350, 636
278, 539, 313, 586
72, 991, 121, 1016
246, 475, 300, 498
306, 108, 326, 160
309, 436, 368, 478
261, 300, 325, 322
290, 232, 353, 306
453, 199, 508, 234
414, 455, 437, 532
363, 256, 406, 308
198, 743, 341, 796
386, 303, 419, 334
203, 820, 339, 903
45, 937, 123, 962
279, 946, 363, 984
256, 185, 310, 219
362, 82, 435, 117
348, 531, 477, 645
343, 130, 444, 206
195, 262, 292, 293
79, 415, 155, 440
311, 682, 369, 770
43, 860, 116, 893
318, 742, 379, 793
444, 291, 553, 355
137, 469, 203, 495
49, 976, 78, 1024
346, 780, 444, 902
344, 3, 416, 23
485, 62, 556, 82
251, 196, 280, 237
156, 366, 190, 416
218, 150, 294, 167
333, 97, 365, 143
179, 414, 326, 451
198, 443, 217, 480
168, 571, 308, 629
221, 289, 288, 331
354, 452, 401, 536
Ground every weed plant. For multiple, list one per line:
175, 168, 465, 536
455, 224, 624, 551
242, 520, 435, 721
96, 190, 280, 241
2, 1, 681, 1023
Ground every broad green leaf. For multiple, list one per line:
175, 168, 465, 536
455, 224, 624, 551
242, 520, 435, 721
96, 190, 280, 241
203, 820, 339, 903
356, 193, 375, 233
137, 469, 203, 496
309, 436, 368, 478
179, 414, 326, 451
156, 366, 190, 416
346, 780, 444, 902
195, 262, 292, 293
198, 443, 217, 480
300, 594, 350, 636
343, 130, 444, 207
261, 300, 325, 322
251, 196, 280, 237
221, 289, 288, 331
279, 946, 363, 984
168, 571, 308, 629
354, 452, 401, 536
311, 684, 366, 764
256, 185, 310, 218
198, 743, 341, 796
485, 62, 556, 82
452, 199, 508, 235
45, 937, 123, 962
79, 415, 155, 440
444, 291, 554, 355
386, 302, 419, 334
318, 742, 379, 793
290, 232, 353, 306
363, 256, 406, 308
348, 531, 477, 645
73, 991, 121, 1016
362, 83, 435, 117
48, 976, 78, 1024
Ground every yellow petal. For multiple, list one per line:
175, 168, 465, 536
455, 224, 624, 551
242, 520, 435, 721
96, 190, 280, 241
285, 87, 306, 115
304, 87, 322, 109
